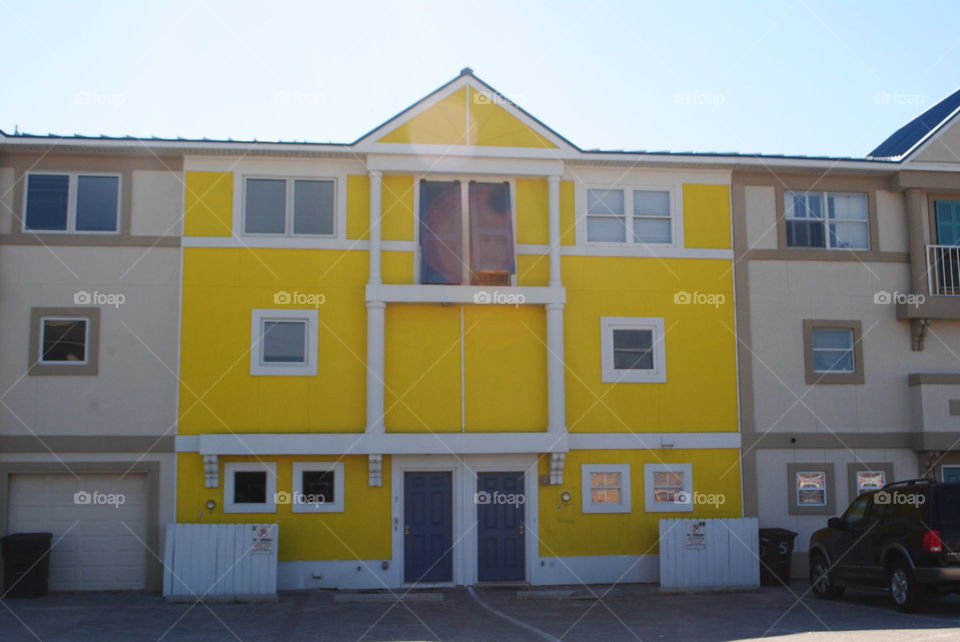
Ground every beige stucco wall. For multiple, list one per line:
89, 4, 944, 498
744, 185, 778, 250
131, 170, 183, 236
0, 245, 180, 437
911, 119, 960, 164
747, 259, 960, 434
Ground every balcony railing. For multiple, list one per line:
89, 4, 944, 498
927, 245, 960, 296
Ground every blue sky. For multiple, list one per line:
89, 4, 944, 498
2, 0, 957, 157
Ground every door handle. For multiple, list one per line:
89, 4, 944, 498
519, 525, 525, 535
404, 525, 410, 536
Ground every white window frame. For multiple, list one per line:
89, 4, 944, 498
224, 462, 277, 513
942, 465, 960, 482
582, 464, 632, 513
644, 463, 693, 513
796, 470, 828, 507
584, 186, 677, 247
242, 175, 337, 238
291, 462, 345, 513
250, 309, 319, 376
784, 191, 869, 250
600, 317, 666, 383
38, 316, 90, 365
811, 327, 855, 374
23, 171, 121, 234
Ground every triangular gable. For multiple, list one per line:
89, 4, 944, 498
907, 113, 960, 163
869, 88, 960, 162
355, 70, 576, 152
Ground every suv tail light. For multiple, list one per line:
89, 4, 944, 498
923, 529, 943, 553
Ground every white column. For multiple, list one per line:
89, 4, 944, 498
366, 301, 386, 434
366, 170, 385, 433
546, 302, 566, 434
368, 170, 383, 285
547, 175, 562, 287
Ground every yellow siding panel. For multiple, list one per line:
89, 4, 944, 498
384, 304, 461, 432
562, 255, 738, 433
560, 180, 576, 246
177, 454, 391, 560
464, 305, 547, 431
184, 171, 233, 237
179, 248, 366, 434
683, 184, 732, 249
382, 251, 413, 284
382, 175, 415, 241
538, 449, 742, 556
516, 253, 549, 287
346, 174, 370, 240
378, 88, 468, 145
469, 87, 558, 148
516, 179, 548, 245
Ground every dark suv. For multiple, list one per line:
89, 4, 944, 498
809, 479, 960, 611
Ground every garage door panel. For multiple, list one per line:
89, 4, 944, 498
8, 474, 149, 591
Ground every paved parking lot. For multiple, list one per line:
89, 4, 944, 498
2, 581, 960, 641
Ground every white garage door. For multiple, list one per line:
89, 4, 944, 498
7, 473, 149, 591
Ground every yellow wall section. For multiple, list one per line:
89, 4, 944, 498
563, 256, 738, 433
346, 174, 370, 240
539, 449, 742, 556
516, 253, 549, 287
683, 184, 731, 249
560, 181, 576, 246
176, 454, 391, 560
184, 171, 233, 237
179, 248, 366, 433
468, 87, 558, 149
382, 251, 413, 284
385, 305, 462, 432
382, 175, 415, 241
516, 179, 548, 245
378, 88, 468, 145
464, 305, 547, 431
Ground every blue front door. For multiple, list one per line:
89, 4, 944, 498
477, 472, 526, 582
404, 472, 453, 583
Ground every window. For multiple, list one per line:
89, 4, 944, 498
419, 180, 515, 285
250, 309, 318, 376
787, 463, 835, 515
244, 177, 335, 236
29, 307, 100, 375
586, 188, 673, 244
856, 470, 886, 495
644, 464, 693, 512
784, 191, 868, 250
943, 465, 960, 483
291, 462, 344, 513
224, 462, 277, 513
847, 463, 892, 500
796, 471, 827, 507
582, 464, 631, 513
803, 320, 863, 384
24, 173, 120, 233
840, 493, 871, 528
600, 317, 666, 383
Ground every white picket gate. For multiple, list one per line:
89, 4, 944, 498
163, 523, 279, 602
658, 517, 759, 591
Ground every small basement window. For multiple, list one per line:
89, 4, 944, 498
582, 464, 631, 513
291, 462, 344, 513
224, 462, 277, 513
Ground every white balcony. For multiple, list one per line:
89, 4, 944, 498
927, 245, 960, 297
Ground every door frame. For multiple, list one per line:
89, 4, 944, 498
391, 454, 538, 587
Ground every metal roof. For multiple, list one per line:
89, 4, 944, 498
868, 88, 960, 160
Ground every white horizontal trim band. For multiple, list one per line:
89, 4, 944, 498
366, 284, 565, 305
175, 431, 740, 454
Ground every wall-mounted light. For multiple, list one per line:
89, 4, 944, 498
560, 491, 572, 503
205, 499, 217, 511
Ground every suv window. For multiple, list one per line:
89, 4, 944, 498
887, 488, 929, 525
842, 493, 871, 528
935, 485, 960, 535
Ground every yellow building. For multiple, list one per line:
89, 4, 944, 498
175, 69, 742, 588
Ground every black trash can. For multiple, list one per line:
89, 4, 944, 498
2, 532, 53, 598
758, 528, 797, 587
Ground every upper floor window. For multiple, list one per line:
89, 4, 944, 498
600, 317, 666, 383
586, 188, 672, 244
419, 180, 514, 285
244, 177, 335, 236
784, 191, 868, 250
25, 173, 120, 233
28, 307, 100, 376
803, 319, 863, 385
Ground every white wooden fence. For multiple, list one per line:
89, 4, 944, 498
163, 523, 279, 602
659, 517, 759, 591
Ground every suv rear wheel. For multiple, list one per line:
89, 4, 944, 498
810, 553, 844, 599
888, 559, 926, 612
